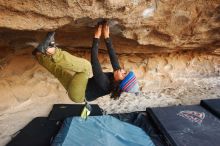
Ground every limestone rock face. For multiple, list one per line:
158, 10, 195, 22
0, 2, 220, 145
0, 0, 219, 54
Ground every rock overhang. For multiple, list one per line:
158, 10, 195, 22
0, 0, 219, 56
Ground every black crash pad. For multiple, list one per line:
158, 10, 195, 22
48, 104, 103, 120
6, 117, 61, 146
147, 105, 220, 146
111, 112, 166, 146
201, 98, 220, 119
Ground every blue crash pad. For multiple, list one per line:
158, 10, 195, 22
52, 115, 155, 146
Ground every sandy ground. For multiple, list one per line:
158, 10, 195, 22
0, 49, 219, 146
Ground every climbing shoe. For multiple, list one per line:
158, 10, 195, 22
35, 32, 55, 54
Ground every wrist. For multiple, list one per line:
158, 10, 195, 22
94, 35, 101, 39
104, 35, 109, 39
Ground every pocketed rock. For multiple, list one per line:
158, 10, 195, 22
0, 0, 219, 56
0, 0, 219, 145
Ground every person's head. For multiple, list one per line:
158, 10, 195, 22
113, 68, 127, 81
119, 71, 139, 93
111, 70, 140, 99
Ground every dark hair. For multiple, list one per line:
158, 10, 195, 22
110, 80, 122, 100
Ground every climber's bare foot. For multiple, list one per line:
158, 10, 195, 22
103, 21, 109, 39
94, 24, 102, 38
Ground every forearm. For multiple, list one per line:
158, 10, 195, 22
91, 38, 102, 75
105, 38, 121, 71
91, 38, 110, 90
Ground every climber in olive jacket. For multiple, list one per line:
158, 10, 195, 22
33, 21, 139, 103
